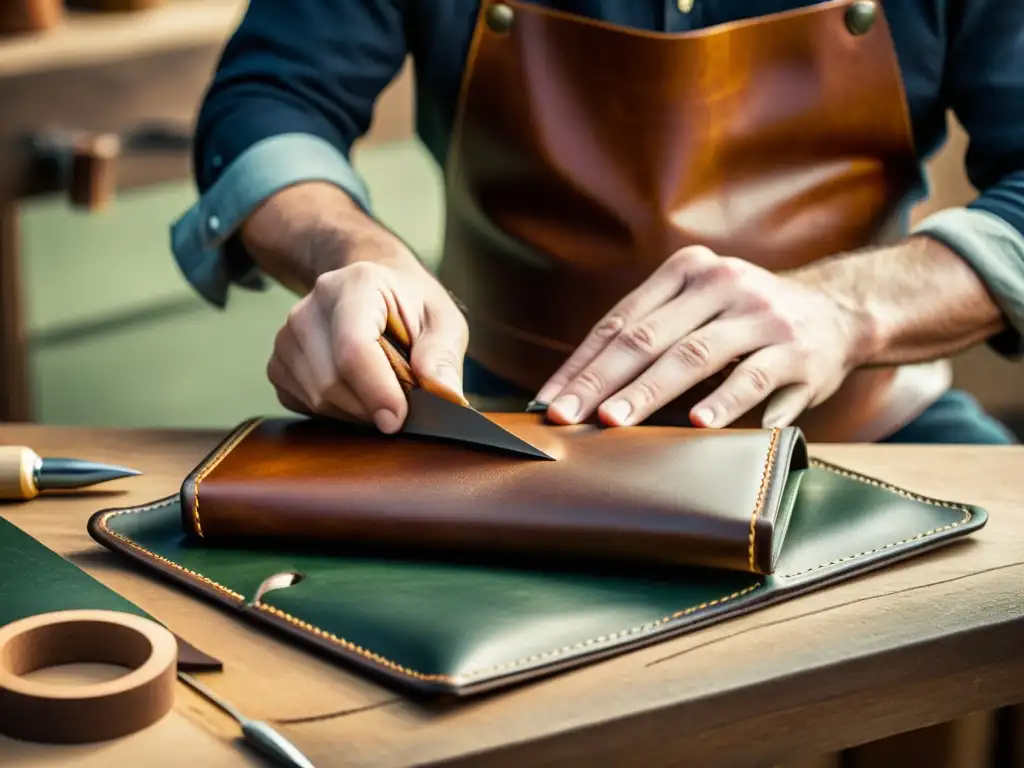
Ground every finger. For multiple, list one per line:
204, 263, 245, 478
545, 288, 725, 425
534, 246, 717, 404
761, 384, 816, 429
329, 281, 409, 434
688, 346, 804, 428
267, 355, 313, 416
408, 301, 470, 407
597, 317, 773, 427
271, 322, 321, 410
283, 302, 370, 419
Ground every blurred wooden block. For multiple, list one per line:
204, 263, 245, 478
0, 0, 62, 36
65, 0, 167, 11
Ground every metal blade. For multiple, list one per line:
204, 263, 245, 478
36, 458, 141, 490
403, 388, 554, 460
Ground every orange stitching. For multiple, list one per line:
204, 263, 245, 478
256, 584, 760, 683
748, 427, 781, 573
96, 461, 974, 685
190, 418, 263, 539
97, 503, 245, 602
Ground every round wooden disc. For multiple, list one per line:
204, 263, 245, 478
0, 609, 177, 744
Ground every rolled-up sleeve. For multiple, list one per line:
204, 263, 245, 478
169, 0, 409, 307
912, 1, 1024, 357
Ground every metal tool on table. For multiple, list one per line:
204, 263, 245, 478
177, 672, 316, 768
378, 313, 554, 460
0, 445, 140, 500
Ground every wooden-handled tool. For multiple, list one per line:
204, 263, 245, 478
0, 446, 141, 501
377, 312, 555, 460
377, 311, 471, 406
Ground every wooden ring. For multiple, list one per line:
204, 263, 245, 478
0, 609, 177, 743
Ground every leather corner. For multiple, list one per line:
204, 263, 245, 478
752, 427, 808, 574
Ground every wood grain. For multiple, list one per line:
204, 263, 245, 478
0, 427, 1021, 766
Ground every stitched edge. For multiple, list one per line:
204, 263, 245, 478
748, 427, 781, 572
190, 418, 264, 538
95, 461, 974, 686
98, 500, 246, 603
782, 459, 974, 579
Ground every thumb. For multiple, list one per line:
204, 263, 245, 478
409, 315, 469, 407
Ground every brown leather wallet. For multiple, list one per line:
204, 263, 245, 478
183, 415, 808, 575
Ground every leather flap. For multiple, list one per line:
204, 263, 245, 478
181, 417, 807, 575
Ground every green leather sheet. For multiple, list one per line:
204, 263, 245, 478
0, 515, 148, 627
89, 459, 986, 696
0, 515, 222, 672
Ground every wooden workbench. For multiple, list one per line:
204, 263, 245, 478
0, 425, 1022, 766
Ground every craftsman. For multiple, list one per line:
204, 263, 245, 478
171, 0, 1024, 444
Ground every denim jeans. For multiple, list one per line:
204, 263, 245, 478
464, 359, 1019, 445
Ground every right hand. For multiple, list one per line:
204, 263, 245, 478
267, 240, 469, 434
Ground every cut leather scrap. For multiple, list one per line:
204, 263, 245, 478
89, 454, 985, 696
0, 515, 221, 673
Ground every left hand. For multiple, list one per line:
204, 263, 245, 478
534, 246, 871, 429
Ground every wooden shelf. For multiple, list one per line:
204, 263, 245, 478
0, 0, 245, 79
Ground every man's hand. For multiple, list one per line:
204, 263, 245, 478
244, 183, 469, 433
534, 246, 875, 429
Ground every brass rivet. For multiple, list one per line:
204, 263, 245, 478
845, 0, 876, 36
486, 3, 514, 33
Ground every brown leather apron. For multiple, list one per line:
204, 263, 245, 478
439, 0, 934, 441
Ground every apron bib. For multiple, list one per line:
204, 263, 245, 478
439, 0, 947, 441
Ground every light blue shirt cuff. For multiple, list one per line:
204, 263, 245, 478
169, 133, 372, 307
912, 206, 1024, 339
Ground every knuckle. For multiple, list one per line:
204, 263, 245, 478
707, 257, 747, 284
667, 245, 715, 270
671, 336, 713, 368
331, 330, 363, 376
592, 313, 629, 340
741, 364, 774, 395
574, 368, 607, 395
616, 321, 661, 356
311, 270, 341, 300
630, 379, 661, 409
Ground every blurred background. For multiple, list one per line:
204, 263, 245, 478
1, 0, 1022, 434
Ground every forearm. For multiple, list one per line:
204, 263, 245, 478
240, 182, 411, 295
791, 236, 1007, 367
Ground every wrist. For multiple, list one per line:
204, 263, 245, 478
242, 181, 418, 291
786, 256, 887, 369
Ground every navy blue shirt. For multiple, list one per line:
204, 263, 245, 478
170, 0, 1024, 352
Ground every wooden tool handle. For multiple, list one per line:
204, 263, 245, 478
378, 311, 470, 407
0, 446, 39, 501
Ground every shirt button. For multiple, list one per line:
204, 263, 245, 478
207, 214, 221, 235
677, 0, 694, 11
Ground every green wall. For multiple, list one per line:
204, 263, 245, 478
22, 140, 445, 429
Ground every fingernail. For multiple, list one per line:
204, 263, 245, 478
373, 409, 401, 434
602, 400, 632, 426
433, 366, 464, 397
535, 385, 559, 405
693, 407, 717, 428
550, 394, 581, 422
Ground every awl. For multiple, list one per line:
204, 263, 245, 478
0, 445, 141, 500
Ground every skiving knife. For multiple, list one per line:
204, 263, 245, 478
378, 318, 554, 461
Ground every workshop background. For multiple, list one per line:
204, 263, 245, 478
3, 0, 1023, 434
